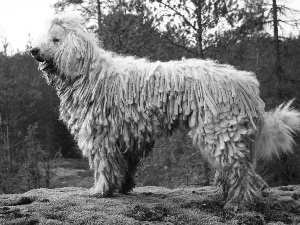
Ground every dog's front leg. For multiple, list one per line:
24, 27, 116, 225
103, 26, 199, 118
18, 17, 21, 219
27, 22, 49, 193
89, 143, 128, 197
89, 147, 115, 197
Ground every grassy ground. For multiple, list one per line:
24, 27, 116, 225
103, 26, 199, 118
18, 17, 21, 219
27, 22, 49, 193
1, 158, 299, 224
0, 185, 300, 224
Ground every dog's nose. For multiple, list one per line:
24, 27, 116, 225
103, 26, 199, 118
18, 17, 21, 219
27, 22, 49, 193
30, 47, 40, 56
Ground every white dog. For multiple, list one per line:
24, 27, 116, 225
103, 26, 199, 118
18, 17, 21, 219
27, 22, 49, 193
31, 15, 300, 208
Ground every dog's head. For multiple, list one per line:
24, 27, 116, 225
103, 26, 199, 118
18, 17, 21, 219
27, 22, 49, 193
30, 15, 97, 83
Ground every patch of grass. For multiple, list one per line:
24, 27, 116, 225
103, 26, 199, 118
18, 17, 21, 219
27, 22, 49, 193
126, 205, 168, 221
232, 212, 264, 225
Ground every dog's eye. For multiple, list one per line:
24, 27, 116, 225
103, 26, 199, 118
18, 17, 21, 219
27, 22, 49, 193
52, 37, 60, 43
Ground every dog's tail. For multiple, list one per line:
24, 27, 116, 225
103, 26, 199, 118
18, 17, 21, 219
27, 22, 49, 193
254, 100, 300, 160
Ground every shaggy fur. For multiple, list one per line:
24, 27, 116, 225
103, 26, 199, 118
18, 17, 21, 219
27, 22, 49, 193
31, 15, 300, 207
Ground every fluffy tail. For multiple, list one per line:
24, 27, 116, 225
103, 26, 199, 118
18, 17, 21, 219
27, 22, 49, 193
255, 100, 300, 160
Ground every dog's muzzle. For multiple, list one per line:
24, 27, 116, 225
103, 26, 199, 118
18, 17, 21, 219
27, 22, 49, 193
30, 47, 55, 72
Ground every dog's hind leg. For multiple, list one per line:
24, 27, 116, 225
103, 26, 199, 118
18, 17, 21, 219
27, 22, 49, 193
212, 127, 268, 209
118, 154, 139, 194
191, 118, 267, 208
118, 141, 155, 194
213, 155, 267, 209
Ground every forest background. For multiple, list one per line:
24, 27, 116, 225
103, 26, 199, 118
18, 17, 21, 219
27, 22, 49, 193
1, 0, 300, 194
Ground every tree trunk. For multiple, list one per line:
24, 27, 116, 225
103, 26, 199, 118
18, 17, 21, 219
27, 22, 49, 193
96, 0, 102, 36
2, 40, 12, 172
272, 0, 283, 97
195, 0, 203, 58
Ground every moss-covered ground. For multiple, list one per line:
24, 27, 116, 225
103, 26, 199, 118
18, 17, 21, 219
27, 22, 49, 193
0, 185, 300, 225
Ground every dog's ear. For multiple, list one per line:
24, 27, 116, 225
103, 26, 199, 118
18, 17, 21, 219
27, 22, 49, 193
55, 31, 92, 80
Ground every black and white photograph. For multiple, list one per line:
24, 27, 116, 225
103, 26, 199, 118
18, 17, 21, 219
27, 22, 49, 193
1, 0, 300, 224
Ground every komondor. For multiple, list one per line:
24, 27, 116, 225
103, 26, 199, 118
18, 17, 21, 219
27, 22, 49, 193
30, 15, 300, 208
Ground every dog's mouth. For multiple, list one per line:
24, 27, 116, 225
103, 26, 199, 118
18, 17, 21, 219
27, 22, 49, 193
38, 60, 56, 73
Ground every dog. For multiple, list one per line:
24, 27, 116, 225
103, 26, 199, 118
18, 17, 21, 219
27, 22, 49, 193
30, 15, 300, 208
